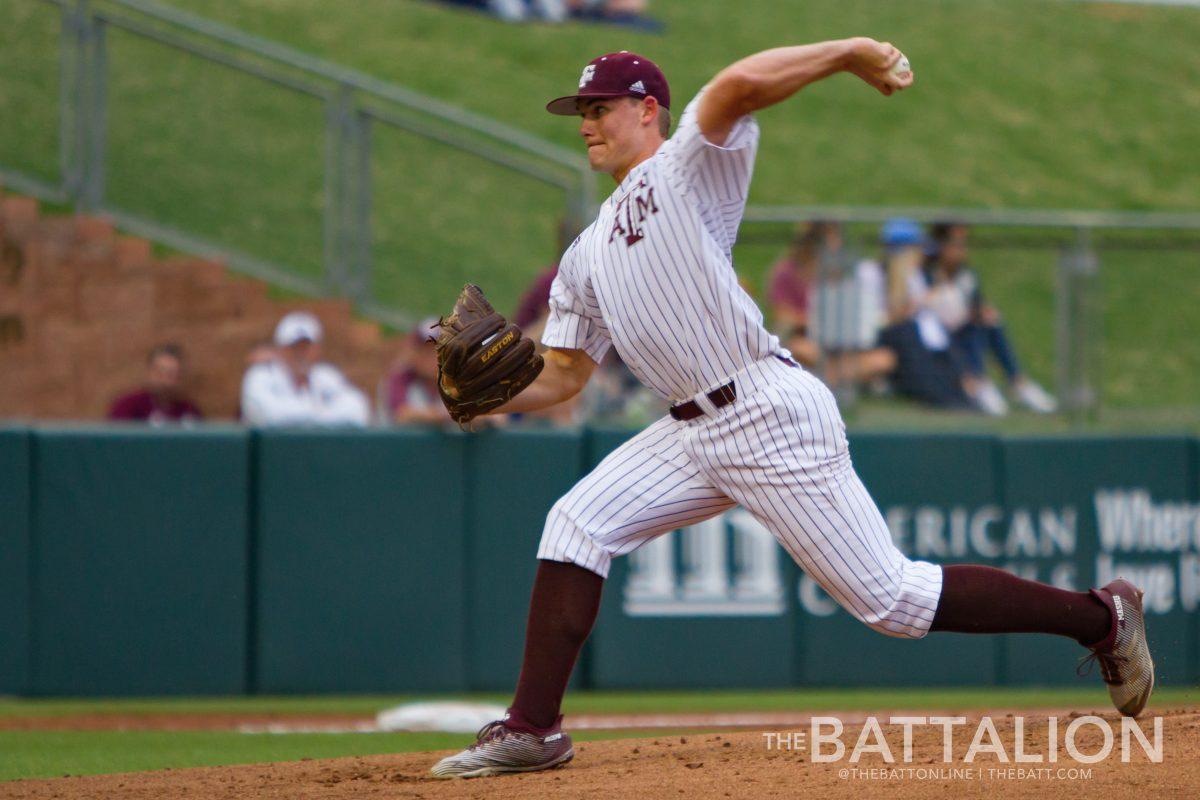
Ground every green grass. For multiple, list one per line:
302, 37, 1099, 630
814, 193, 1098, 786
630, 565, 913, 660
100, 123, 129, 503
1, 0, 1198, 421
2, 687, 1197, 781
0, 728, 703, 782
0, 730, 459, 782
3, 686, 1198, 719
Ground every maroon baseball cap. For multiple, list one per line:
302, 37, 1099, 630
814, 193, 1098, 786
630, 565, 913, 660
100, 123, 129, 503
546, 51, 670, 116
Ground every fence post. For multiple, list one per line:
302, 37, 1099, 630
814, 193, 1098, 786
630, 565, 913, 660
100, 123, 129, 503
59, 2, 81, 198
322, 86, 351, 296
82, 17, 108, 212
1055, 227, 1100, 421
60, 0, 92, 207
60, 0, 109, 213
347, 109, 372, 306
323, 86, 373, 304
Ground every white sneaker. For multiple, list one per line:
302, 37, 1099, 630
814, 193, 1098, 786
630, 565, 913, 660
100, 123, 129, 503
530, 0, 568, 21
1014, 379, 1058, 413
974, 380, 1008, 416
488, 0, 528, 21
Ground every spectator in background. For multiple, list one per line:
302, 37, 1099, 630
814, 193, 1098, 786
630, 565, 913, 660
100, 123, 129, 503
502, 218, 583, 426
381, 317, 452, 426
438, 0, 660, 29
875, 220, 975, 410
440, 0, 568, 23
767, 221, 894, 387
514, 216, 582, 336
570, 0, 662, 31
926, 222, 1057, 414
241, 311, 370, 427
244, 340, 277, 368
513, 264, 583, 426
766, 221, 834, 367
513, 264, 558, 336
108, 343, 203, 425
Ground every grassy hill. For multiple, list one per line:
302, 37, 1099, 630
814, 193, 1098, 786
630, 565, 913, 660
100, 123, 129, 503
2, 0, 1198, 421
156, 0, 1200, 209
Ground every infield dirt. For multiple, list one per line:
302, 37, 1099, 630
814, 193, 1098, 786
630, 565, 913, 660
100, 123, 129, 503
3, 709, 1198, 799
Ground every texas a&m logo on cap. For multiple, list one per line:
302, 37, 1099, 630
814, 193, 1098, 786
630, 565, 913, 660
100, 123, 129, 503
547, 51, 671, 116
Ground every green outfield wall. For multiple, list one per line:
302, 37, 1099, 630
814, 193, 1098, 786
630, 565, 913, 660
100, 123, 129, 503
0, 428, 31, 694
0, 427, 1196, 695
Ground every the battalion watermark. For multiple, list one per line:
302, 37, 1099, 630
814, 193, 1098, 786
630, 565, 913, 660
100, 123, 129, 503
836, 767, 1093, 782
762, 715, 1162, 779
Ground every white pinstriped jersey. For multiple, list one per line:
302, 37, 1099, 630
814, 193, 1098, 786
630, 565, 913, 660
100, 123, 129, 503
536, 88, 944, 640
542, 91, 783, 403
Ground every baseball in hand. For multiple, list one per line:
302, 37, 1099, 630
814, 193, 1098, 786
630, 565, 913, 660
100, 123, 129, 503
891, 54, 912, 78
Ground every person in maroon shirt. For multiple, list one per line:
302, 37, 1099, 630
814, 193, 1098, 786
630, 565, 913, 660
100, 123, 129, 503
767, 221, 843, 367
107, 344, 203, 425
383, 318, 451, 426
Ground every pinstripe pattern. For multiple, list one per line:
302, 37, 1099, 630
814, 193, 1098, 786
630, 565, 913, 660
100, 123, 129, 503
543, 90, 776, 404
537, 90, 944, 639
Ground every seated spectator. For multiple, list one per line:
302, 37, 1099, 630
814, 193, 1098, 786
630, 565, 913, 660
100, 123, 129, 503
241, 311, 370, 427
381, 318, 452, 426
437, 0, 660, 29
108, 344, 203, 425
439, 0, 568, 23
244, 340, 277, 367
767, 221, 832, 367
769, 221, 894, 388
514, 217, 580, 336
926, 222, 1058, 414
874, 220, 975, 410
513, 263, 585, 426
570, 0, 663, 31
513, 264, 558, 336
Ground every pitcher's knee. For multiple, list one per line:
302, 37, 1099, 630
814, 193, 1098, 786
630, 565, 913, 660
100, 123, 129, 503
537, 500, 612, 578
848, 558, 944, 640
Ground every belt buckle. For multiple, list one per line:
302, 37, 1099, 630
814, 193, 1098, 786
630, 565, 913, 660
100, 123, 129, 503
709, 381, 736, 408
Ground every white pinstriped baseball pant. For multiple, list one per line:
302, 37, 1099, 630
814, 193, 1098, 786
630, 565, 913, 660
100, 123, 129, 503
537, 355, 944, 638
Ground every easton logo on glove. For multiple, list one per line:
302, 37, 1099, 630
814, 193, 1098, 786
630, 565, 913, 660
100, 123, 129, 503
480, 330, 516, 364
434, 284, 544, 426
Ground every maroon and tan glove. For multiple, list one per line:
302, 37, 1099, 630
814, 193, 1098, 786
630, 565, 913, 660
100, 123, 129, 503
434, 284, 544, 426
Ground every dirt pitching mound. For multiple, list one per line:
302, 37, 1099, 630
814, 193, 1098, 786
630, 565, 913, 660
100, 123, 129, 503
4, 711, 1198, 799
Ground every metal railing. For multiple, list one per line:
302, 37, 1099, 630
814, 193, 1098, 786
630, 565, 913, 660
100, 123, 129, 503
3, 0, 597, 327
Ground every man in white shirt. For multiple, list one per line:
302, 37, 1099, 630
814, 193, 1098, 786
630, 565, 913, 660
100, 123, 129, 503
240, 311, 370, 427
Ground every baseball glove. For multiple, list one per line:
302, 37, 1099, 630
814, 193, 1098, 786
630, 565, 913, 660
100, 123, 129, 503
434, 284, 544, 426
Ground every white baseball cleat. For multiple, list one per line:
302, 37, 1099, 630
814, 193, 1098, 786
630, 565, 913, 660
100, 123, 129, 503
430, 716, 574, 779
1080, 578, 1155, 717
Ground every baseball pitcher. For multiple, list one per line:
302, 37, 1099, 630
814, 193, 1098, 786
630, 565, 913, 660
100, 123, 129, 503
430, 38, 1153, 779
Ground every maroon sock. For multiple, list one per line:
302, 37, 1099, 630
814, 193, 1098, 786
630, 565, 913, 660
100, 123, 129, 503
931, 565, 1112, 646
509, 559, 604, 731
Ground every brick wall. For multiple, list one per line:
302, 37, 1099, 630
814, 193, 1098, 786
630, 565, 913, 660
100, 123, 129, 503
0, 190, 403, 420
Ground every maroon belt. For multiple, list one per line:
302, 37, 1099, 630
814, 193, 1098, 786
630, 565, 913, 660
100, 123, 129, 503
669, 356, 798, 421
669, 381, 737, 421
